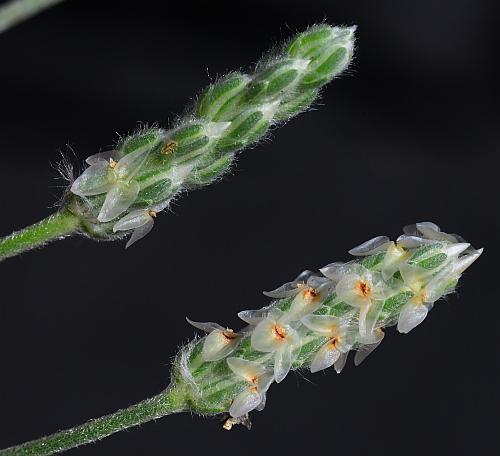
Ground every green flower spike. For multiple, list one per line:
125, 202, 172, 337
0, 24, 355, 261
0, 222, 482, 455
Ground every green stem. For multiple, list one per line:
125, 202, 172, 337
0, 386, 186, 456
0, 0, 64, 34
0, 210, 80, 262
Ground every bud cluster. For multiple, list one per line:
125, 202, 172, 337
173, 222, 482, 425
65, 25, 355, 247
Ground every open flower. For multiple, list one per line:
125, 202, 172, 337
250, 309, 300, 382
112, 200, 167, 248
226, 357, 274, 418
262, 270, 326, 299
301, 314, 356, 373
347, 235, 412, 281
111, 163, 195, 247
71, 147, 152, 222
397, 247, 483, 333
186, 318, 242, 361
335, 264, 390, 339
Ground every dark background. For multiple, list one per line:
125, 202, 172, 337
0, 0, 498, 454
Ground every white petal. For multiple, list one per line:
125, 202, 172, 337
85, 150, 119, 165
113, 210, 151, 232
115, 146, 151, 180
381, 243, 408, 281
423, 265, 456, 303
97, 181, 140, 222
70, 161, 115, 197
286, 287, 325, 322
362, 300, 384, 339
357, 328, 384, 345
202, 330, 240, 361
125, 218, 155, 248
255, 394, 267, 412
257, 371, 275, 394
320, 262, 350, 282
396, 235, 433, 248
263, 270, 316, 298
238, 309, 268, 325
335, 274, 370, 309
306, 275, 331, 289
301, 314, 340, 337
443, 242, 471, 258
263, 284, 301, 299
399, 263, 429, 292
334, 352, 348, 373
251, 318, 286, 352
229, 389, 262, 418
354, 339, 383, 366
336, 328, 357, 353
185, 318, 225, 333
348, 236, 391, 256
310, 342, 341, 373
452, 248, 483, 274
151, 199, 171, 213
416, 222, 457, 242
274, 346, 294, 383
357, 302, 371, 338
227, 357, 266, 382
397, 302, 429, 334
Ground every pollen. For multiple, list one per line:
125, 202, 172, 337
411, 290, 427, 306
297, 283, 319, 303
273, 324, 288, 340
223, 418, 235, 431
329, 337, 339, 349
222, 329, 238, 341
148, 210, 157, 218
162, 140, 178, 154
108, 158, 117, 168
356, 280, 372, 297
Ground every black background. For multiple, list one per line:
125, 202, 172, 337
0, 0, 499, 454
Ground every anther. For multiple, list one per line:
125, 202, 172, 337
162, 140, 178, 154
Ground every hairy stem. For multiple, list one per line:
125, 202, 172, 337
0, 210, 80, 262
0, 386, 186, 456
0, 0, 64, 34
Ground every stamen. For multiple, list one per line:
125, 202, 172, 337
162, 140, 178, 154
297, 283, 319, 302
222, 330, 238, 341
273, 324, 287, 340
356, 280, 372, 297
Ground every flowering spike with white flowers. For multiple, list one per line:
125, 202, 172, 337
1, 223, 482, 456
0, 24, 355, 261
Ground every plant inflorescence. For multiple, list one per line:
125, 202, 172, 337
0, 24, 355, 260
0, 222, 482, 455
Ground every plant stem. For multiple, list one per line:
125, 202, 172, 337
0, 386, 186, 456
0, 0, 64, 34
0, 210, 80, 262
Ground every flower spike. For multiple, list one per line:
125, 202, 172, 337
2, 223, 483, 454
171, 222, 482, 425
59, 24, 356, 250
